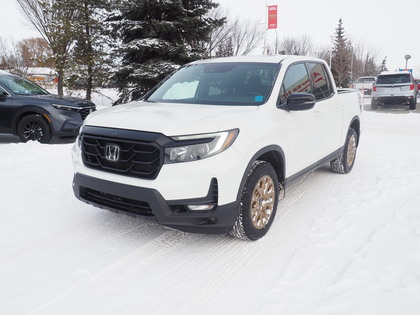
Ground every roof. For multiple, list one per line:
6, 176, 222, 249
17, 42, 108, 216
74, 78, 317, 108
188, 55, 325, 65
26, 67, 56, 75
379, 71, 411, 76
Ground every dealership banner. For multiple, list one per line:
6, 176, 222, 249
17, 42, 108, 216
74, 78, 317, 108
268, 5, 277, 29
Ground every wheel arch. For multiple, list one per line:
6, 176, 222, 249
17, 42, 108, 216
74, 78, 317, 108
236, 145, 285, 201
349, 115, 361, 146
11, 107, 53, 135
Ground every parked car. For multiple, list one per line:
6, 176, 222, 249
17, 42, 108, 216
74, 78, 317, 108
415, 78, 420, 94
72, 55, 362, 241
371, 71, 417, 110
350, 76, 376, 95
0, 72, 96, 143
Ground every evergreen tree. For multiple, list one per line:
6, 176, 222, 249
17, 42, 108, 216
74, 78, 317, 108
331, 19, 352, 87
364, 54, 378, 76
380, 56, 388, 72
216, 37, 233, 57
68, 0, 111, 100
110, 0, 224, 102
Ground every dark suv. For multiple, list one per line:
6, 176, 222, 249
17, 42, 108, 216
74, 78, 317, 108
0, 71, 96, 143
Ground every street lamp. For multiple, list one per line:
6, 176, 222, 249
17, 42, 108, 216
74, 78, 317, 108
405, 54, 411, 70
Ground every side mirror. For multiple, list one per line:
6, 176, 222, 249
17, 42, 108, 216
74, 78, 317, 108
285, 93, 316, 111
0, 92, 8, 101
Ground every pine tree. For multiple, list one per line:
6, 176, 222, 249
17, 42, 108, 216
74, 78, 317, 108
331, 19, 352, 87
380, 56, 388, 72
68, 0, 111, 100
110, 0, 224, 103
364, 54, 378, 76
216, 37, 233, 57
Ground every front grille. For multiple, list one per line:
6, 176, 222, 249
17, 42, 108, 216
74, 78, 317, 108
80, 186, 153, 216
81, 133, 163, 179
79, 108, 94, 120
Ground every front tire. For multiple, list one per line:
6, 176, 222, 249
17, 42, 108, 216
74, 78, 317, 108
230, 161, 279, 241
331, 128, 358, 174
17, 114, 52, 143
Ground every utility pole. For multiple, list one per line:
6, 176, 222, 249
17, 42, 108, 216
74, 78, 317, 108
405, 54, 411, 70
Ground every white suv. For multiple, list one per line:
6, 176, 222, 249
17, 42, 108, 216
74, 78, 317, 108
72, 55, 362, 240
371, 71, 417, 110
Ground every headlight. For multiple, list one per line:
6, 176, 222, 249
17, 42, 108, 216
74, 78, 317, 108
76, 125, 85, 150
51, 103, 79, 111
76, 135, 82, 149
164, 129, 239, 163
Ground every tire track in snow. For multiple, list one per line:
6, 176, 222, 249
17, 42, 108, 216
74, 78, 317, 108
0, 210, 167, 314
30, 167, 336, 314
30, 230, 232, 314
258, 114, 420, 314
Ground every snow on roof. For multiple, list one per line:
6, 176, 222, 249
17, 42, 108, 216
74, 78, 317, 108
379, 70, 411, 75
26, 67, 56, 75
188, 55, 327, 66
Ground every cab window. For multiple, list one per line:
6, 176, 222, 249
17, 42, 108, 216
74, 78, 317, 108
279, 63, 311, 104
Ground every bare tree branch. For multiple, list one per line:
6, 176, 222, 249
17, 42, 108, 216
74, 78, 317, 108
17, 0, 80, 95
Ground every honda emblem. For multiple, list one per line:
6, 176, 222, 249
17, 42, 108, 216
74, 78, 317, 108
105, 144, 120, 162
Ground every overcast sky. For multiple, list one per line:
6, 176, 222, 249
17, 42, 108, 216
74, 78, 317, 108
2, 0, 419, 75
217, 0, 420, 74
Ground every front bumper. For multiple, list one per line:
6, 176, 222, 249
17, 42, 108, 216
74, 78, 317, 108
73, 173, 239, 234
50, 107, 95, 138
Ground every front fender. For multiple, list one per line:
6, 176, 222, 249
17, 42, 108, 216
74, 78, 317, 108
11, 106, 53, 135
236, 145, 286, 201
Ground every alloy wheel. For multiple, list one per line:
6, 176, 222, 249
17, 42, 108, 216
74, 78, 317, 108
250, 175, 275, 229
23, 121, 44, 141
346, 134, 357, 167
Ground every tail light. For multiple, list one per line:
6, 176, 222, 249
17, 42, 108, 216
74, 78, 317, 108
410, 84, 415, 90
373, 85, 377, 92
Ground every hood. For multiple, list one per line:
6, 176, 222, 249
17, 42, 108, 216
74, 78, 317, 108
29, 94, 95, 107
84, 101, 259, 136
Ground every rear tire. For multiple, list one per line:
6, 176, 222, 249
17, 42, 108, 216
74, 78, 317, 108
331, 128, 358, 174
410, 97, 417, 110
17, 114, 51, 143
371, 99, 378, 110
230, 161, 279, 241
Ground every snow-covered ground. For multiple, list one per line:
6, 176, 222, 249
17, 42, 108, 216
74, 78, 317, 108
1, 98, 420, 315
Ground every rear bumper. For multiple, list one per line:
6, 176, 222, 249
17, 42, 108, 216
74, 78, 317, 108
73, 173, 239, 234
372, 95, 414, 105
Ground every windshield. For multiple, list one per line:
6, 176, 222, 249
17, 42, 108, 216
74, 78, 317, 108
0, 76, 49, 95
146, 62, 280, 105
376, 74, 411, 84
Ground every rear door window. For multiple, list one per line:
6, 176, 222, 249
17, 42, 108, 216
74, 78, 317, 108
307, 63, 333, 100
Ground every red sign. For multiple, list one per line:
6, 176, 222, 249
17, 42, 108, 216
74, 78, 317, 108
268, 5, 277, 29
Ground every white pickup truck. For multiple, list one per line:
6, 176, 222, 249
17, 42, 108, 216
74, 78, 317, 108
351, 76, 376, 95
72, 55, 362, 240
